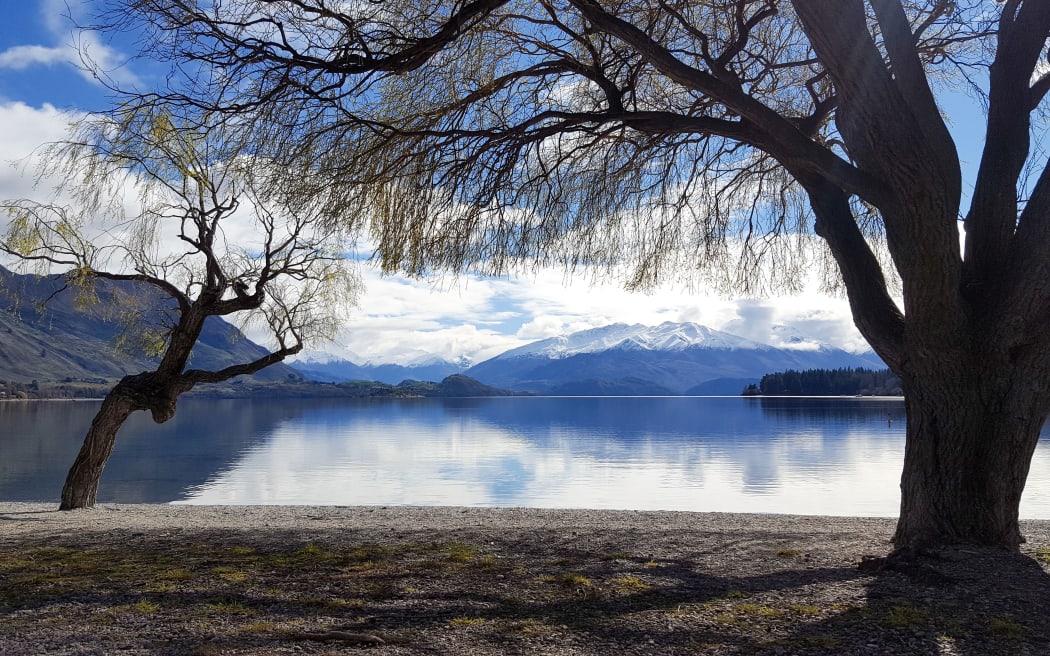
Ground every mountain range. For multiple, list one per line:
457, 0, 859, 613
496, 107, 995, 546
296, 322, 884, 395
290, 356, 467, 386
1, 266, 882, 395
462, 322, 882, 395
0, 266, 299, 384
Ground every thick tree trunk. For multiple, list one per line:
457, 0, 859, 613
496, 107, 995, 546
59, 390, 138, 510
893, 378, 1046, 551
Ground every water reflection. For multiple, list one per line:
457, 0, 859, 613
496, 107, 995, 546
0, 399, 306, 502
174, 396, 910, 514
4, 396, 1049, 517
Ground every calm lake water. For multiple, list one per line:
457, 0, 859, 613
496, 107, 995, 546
5, 396, 1050, 517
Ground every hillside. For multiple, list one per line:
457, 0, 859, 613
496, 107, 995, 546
0, 267, 300, 385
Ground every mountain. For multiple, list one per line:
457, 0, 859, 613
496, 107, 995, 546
290, 355, 470, 385
464, 321, 884, 395
0, 267, 300, 384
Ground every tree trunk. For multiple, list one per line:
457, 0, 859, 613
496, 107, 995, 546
59, 390, 138, 510
893, 377, 1047, 551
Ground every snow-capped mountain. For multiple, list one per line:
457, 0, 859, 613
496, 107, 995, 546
290, 356, 471, 385
465, 321, 884, 395
498, 322, 764, 359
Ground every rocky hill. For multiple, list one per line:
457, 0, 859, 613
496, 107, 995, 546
0, 267, 300, 385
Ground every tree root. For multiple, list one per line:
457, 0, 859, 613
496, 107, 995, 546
858, 549, 954, 587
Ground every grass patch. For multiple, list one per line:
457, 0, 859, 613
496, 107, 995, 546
440, 542, 477, 563
211, 566, 248, 583
111, 600, 162, 615
734, 602, 785, 619
610, 576, 651, 593
542, 572, 593, 588
501, 619, 554, 635
155, 567, 193, 581
204, 599, 255, 616
985, 614, 1025, 639
882, 603, 930, 628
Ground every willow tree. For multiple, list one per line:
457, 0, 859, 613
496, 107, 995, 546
97, 0, 1050, 550
1, 111, 356, 509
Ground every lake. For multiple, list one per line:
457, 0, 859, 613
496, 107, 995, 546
5, 396, 1050, 517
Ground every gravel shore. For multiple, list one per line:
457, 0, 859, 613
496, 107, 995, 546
3, 504, 1050, 654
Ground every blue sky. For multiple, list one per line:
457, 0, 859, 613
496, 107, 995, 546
1, 2, 984, 365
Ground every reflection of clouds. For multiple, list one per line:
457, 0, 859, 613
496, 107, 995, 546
172, 398, 1050, 518
178, 399, 913, 516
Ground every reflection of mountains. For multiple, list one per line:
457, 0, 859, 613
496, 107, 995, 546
0, 399, 308, 503
439, 397, 907, 494
446, 396, 905, 439
3, 397, 912, 507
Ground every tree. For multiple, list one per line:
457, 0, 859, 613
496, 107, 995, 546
1, 109, 356, 509
79, 1, 1050, 550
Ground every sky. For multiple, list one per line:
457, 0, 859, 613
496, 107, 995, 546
0, 2, 983, 365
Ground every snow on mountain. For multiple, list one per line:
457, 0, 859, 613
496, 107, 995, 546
290, 355, 471, 385
291, 321, 884, 394
498, 322, 764, 360
465, 321, 885, 395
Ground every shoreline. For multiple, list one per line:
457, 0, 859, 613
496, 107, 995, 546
6, 502, 1050, 539
1, 502, 909, 538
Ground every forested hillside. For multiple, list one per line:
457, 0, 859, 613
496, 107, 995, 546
745, 368, 902, 396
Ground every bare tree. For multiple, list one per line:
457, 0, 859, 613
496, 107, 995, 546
1, 109, 357, 509
85, 0, 1050, 551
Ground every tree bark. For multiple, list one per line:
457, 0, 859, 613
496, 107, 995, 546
892, 375, 1047, 551
59, 389, 138, 510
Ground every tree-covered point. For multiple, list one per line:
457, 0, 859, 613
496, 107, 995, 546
746, 368, 902, 397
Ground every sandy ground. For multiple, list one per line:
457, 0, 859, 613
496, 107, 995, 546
3, 504, 1050, 655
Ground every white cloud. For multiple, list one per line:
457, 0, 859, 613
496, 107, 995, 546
0, 1, 141, 90
290, 259, 870, 366
0, 45, 69, 69
0, 102, 78, 199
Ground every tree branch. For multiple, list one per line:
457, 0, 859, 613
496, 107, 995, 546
968, 1, 1050, 293
567, 0, 889, 206
179, 342, 302, 387
801, 176, 905, 370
